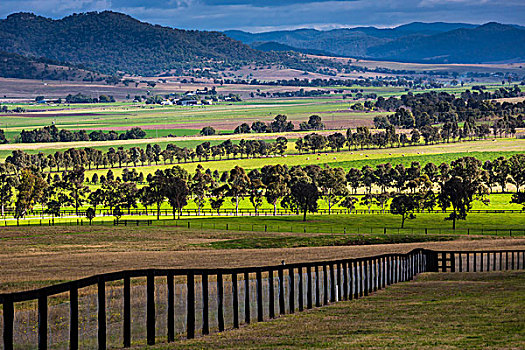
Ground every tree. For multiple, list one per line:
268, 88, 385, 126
248, 178, 265, 215
299, 115, 324, 131
86, 207, 96, 225
15, 168, 47, 219
269, 114, 294, 133
261, 164, 290, 216
227, 166, 251, 216
373, 192, 391, 214
346, 168, 362, 194
0, 164, 16, 217
88, 189, 105, 212
190, 165, 212, 215
289, 181, 319, 221
0, 129, 8, 144
251, 121, 268, 133
510, 192, 525, 210
159, 167, 190, 219
210, 185, 228, 215
200, 126, 216, 136
340, 196, 358, 213
234, 123, 251, 134
509, 154, 525, 192
143, 176, 165, 220
317, 167, 348, 214
492, 156, 511, 193
438, 157, 489, 229
390, 194, 417, 228
61, 166, 90, 216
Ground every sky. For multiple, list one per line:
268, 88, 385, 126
0, 0, 524, 32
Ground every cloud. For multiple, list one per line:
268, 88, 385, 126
1, 0, 524, 31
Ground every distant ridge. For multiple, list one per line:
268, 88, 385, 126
225, 22, 525, 63
0, 11, 269, 76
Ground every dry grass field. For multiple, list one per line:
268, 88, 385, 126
1, 224, 524, 293
153, 271, 525, 349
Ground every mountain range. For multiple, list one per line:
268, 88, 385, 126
0, 11, 524, 80
226, 22, 525, 64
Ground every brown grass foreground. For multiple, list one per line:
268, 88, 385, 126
1, 225, 524, 293
150, 271, 525, 349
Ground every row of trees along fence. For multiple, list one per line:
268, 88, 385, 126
4, 207, 524, 217
1, 249, 523, 350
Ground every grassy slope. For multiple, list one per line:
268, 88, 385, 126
153, 271, 525, 349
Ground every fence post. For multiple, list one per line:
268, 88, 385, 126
167, 273, 174, 342
98, 278, 106, 350
268, 269, 275, 318
147, 271, 156, 345
315, 265, 321, 307
202, 273, 209, 335
288, 267, 295, 313
232, 272, 239, 328
323, 265, 329, 305
363, 260, 369, 296
278, 267, 285, 315
307, 266, 313, 309
298, 266, 304, 312
38, 294, 48, 350
3, 296, 14, 350
425, 250, 439, 272
187, 272, 195, 339
244, 271, 251, 323
346, 261, 352, 300
256, 269, 264, 322
342, 262, 348, 300
123, 275, 131, 347
217, 272, 225, 332
70, 283, 79, 350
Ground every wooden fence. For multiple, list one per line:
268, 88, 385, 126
1, 249, 523, 349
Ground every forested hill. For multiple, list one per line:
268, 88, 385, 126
0, 11, 270, 76
0, 51, 105, 81
226, 22, 525, 63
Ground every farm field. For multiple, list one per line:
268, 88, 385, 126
0, 82, 511, 142
76, 138, 525, 177
1, 221, 524, 293
154, 271, 525, 349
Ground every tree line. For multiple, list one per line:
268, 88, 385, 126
2, 119, 502, 176
1, 154, 523, 228
14, 125, 146, 144
375, 87, 524, 129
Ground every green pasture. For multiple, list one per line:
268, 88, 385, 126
81, 138, 525, 178
7, 210, 524, 236
170, 212, 525, 235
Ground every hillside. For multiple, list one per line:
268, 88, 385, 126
0, 12, 270, 76
368, 23, 525, 63
0, 51, 105, 81
226, 22, 525, 63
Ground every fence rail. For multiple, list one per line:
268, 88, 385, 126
1, 249, 523, 350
